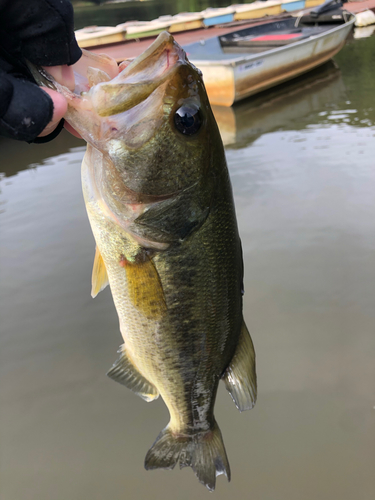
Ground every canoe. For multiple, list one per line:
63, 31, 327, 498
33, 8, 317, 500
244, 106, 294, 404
281, 0, 307, 12
184, 12, 355, 106
201, 6, 236, 26
124, 19, 171, 39
233, 0, 328, 20
123, 13, 205, 39
234, 1, 283, 20
168, 13, 205, 33
75, 25, 126, 48
305, 0, 328, 7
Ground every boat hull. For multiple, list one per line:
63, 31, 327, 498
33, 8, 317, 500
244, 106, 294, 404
169, 19, 204, 33
203, 13, 235, 26
193, 17, 355, 106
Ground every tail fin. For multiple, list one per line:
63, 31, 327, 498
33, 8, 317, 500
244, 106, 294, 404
144, 421, 230, 491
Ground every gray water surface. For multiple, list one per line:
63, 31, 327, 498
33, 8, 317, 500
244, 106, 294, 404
1, 32, 375, 500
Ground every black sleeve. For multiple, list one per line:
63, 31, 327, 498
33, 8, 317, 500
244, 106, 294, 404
0, 70, 54, 142
0, 0, 81, 142
0, 0, 81, 66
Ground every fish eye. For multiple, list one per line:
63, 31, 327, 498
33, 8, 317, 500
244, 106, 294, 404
174, 106, 201, 136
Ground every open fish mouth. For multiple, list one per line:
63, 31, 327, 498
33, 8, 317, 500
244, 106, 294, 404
90, 32, 190, 117
28, 32, 198, 146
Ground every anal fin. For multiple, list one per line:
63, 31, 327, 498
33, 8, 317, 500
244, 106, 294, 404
91, 246, 109, 298
107, 345, 159, 402
222, 320, 257, 411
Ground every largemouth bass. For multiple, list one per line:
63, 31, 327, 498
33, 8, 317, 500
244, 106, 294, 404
31, 32, 257, 490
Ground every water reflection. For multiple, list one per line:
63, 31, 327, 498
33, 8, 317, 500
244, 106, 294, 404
0, 133, 85, 178
212, 62, 345, 148
354, 25, 375, 39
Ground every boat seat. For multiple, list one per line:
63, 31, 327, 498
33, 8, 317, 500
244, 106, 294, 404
221, 30, 311, 48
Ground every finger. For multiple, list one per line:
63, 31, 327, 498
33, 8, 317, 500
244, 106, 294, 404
42, 65, 75, 91
37, 88, 67, 137
39, 85, 83, 140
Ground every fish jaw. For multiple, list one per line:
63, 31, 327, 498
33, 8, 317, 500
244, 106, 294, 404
39, 32, 193, 146
89, 31, 188, 117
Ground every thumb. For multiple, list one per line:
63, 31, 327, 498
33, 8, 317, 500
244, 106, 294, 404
37, 88, 67, 137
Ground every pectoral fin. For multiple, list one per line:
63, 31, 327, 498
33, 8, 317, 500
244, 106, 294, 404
122, 255, 167, 319
91, 246, 109, 298
222, 320, 257, 411
107, 345, 159, 402
132, 182, 211, 243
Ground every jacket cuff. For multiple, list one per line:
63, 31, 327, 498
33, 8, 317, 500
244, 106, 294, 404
31, 118, 65, 143
0, 74, 53, 142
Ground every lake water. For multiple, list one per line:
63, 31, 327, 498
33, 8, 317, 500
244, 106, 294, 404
1, 26, 375, 500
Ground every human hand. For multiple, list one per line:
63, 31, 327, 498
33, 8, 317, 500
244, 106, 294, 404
38, 65, 82, 139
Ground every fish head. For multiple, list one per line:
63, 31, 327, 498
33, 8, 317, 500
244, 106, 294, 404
53, 32, 222, 201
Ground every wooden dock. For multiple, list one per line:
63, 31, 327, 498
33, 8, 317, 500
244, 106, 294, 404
344, 0, 375, 13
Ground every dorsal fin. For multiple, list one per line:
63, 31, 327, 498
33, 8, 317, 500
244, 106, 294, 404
107, 345, 159, 402
222, 320, 257, 411
91, 246, 109, 298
